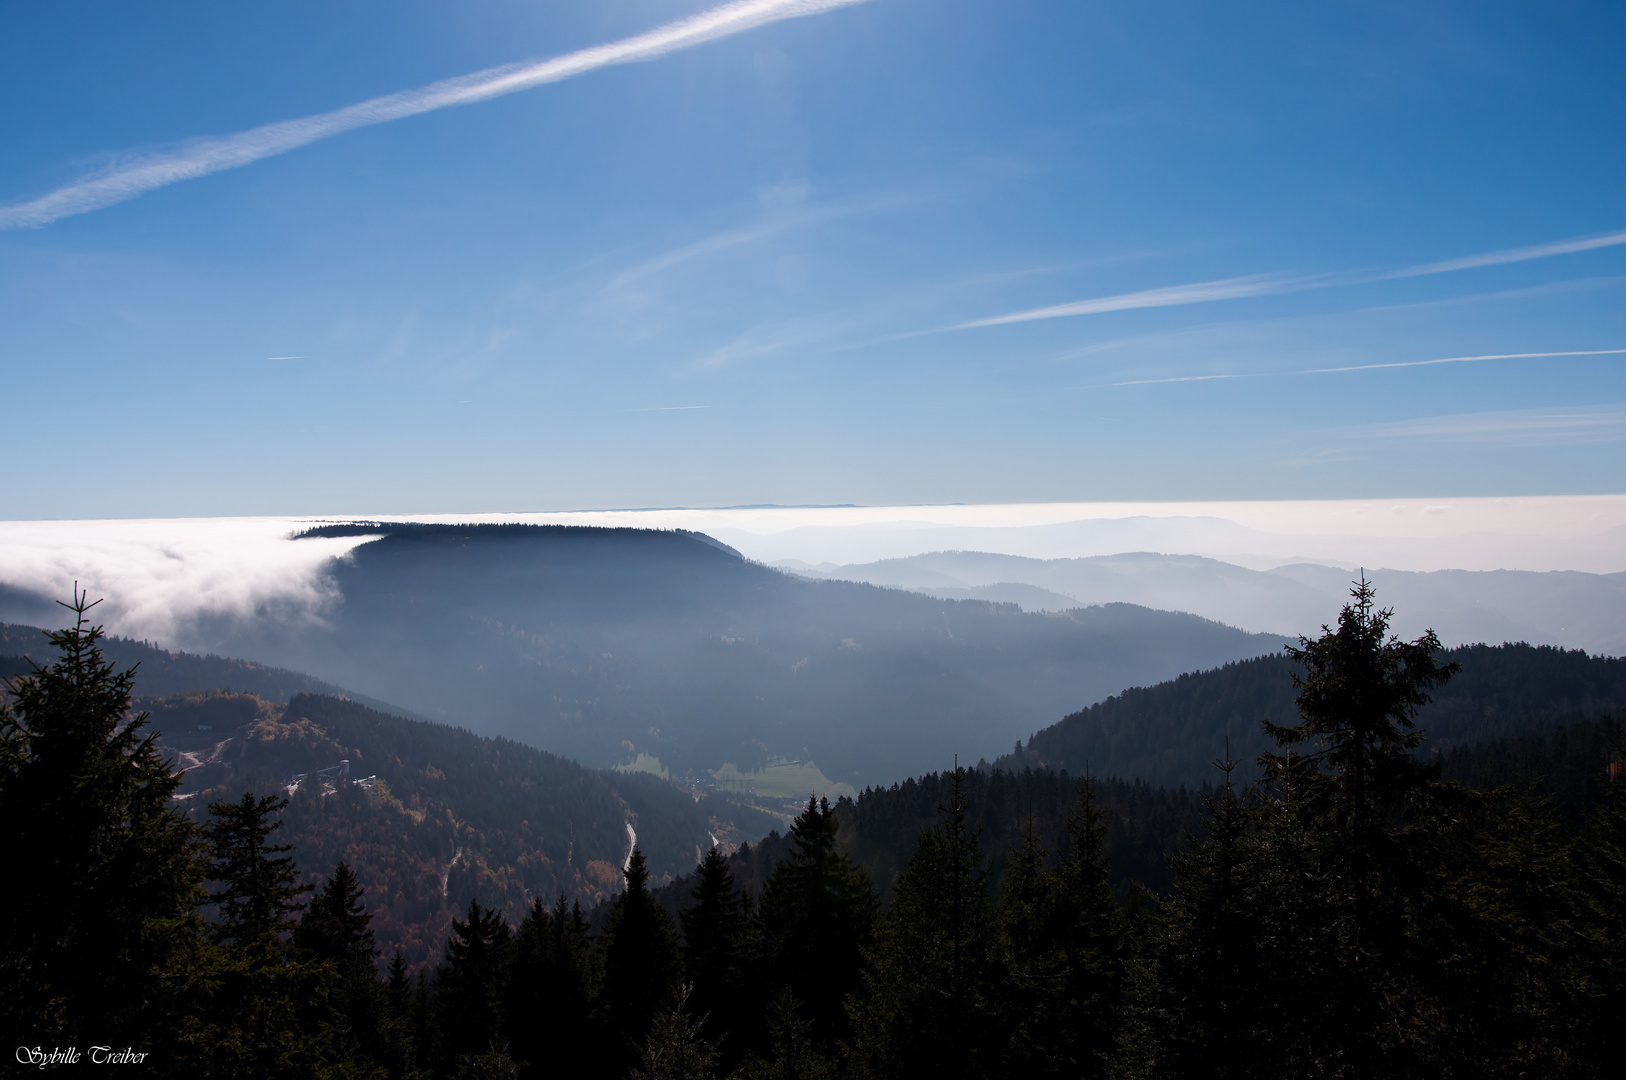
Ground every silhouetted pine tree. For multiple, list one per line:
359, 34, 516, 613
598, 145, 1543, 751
189, 788, 338, 1076
296, 861, 386, 1071
739, 989, 831, 1080
628, 985, 720, 1080
206, 791, 311, 946
296, 860, 376, 964
999, 810, 1070, 1078
1045, 777, 1127, 1079
381, 950, 420, 1079
0, 592, 206, 1047
758, 797, 877, 1046
604, 848, 682, 1069
851, 767, 1007, 1080
436, 899, 514, 1073
1155, 748, 1272, 1078
506, 895, 598, 1078
681, 847, 747, 1052
1574, 737, 1626, 1072
1260, 576, 1460, 1074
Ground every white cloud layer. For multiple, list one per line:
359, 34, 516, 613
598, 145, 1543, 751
3, 498, 1624, 653
0, 0, 874, 229
0, 518, 377, 647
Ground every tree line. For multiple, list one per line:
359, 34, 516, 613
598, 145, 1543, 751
3, 583, 1624, 1078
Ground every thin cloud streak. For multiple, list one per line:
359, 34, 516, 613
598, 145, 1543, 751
1113, 372, 1269, 386
1388, 228, 1626, 278
951, 274, 1302, 330
1113, 347, 1626, 387
0, 0, 874, 229
1303, 348, 1626, 374
1348, 404, 1626, 443
950, 226, 1626, 334
610, 190, 909, 287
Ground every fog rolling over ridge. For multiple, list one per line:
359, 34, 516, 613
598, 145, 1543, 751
784, 550, 1626, 655
83, 522, 1283, 786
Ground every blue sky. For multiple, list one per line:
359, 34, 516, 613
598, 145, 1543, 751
2, 0, 1624, 518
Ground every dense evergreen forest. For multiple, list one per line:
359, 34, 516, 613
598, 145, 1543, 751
151, 690, 784, 966
999, 641, 1626, 788
3, 585, 1624, 1077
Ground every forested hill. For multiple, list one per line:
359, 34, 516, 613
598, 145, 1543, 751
191, 522, 1287, 785
0, 621, 417, 716
155, 691, 780, 965
639, 712, 1623, 936
995, 642, 1626, 788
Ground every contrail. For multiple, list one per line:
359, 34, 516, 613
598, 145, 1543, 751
1112, 347, 1626, 386
1386, 228, 1626, 278
0, 0, 874, 230
1300, 347, 1626, 374
951, 227, 1626, 332
950, 274, 1304, 330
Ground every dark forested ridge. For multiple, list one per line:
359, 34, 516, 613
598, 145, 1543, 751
5, 588, 1626, 1077
154, 691, 781, 966
191, 522, 1286, 785
634, 769, 1204, 930
640, 710, 1624, 927
998, 641, 1626, 788
0, 620, 417, 715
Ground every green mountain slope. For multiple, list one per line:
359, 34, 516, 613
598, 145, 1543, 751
152, 691, 781, 966
994, 642, 1626, 788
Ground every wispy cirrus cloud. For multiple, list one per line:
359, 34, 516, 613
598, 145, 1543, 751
949, 226, 1626, 333
1113, 347, 1626, 386
0, 0, 875, 230
950, 273, 1307, 330
1347, 404, 1626, 444
1386, 228, 1626, 279
611, 189, 912, 288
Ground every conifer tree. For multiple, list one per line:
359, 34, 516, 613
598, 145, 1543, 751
1260, 576, 1459, 1073
1156, 748, 1271, 1078
758, 796, 877, 1045
681, 846, 746, 1048
1050, 777, 1127, 1079
190, 790, 340, 1077
1266, 576, 1458, 931
296, 861, 386, 1071
740, 989, 831, 1080
436, 899, 514, 1070
296, 860, 376, 966
0, 591, 205, 1046
381, 950, 419, 1079
628, 985, 719, 1080
1584, 740, 1626, 1045
205, 791, 310, 946
604, 848, 682, 1066
851, 767, 1007, 1080
999, 810, 1068, 1078
506, 894, 598, 1076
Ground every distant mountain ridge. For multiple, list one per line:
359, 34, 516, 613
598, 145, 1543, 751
781, 550, 1626, 653
183, 523, 1288, 785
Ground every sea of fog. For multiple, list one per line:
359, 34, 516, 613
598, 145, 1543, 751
2, 496, 1624, 654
